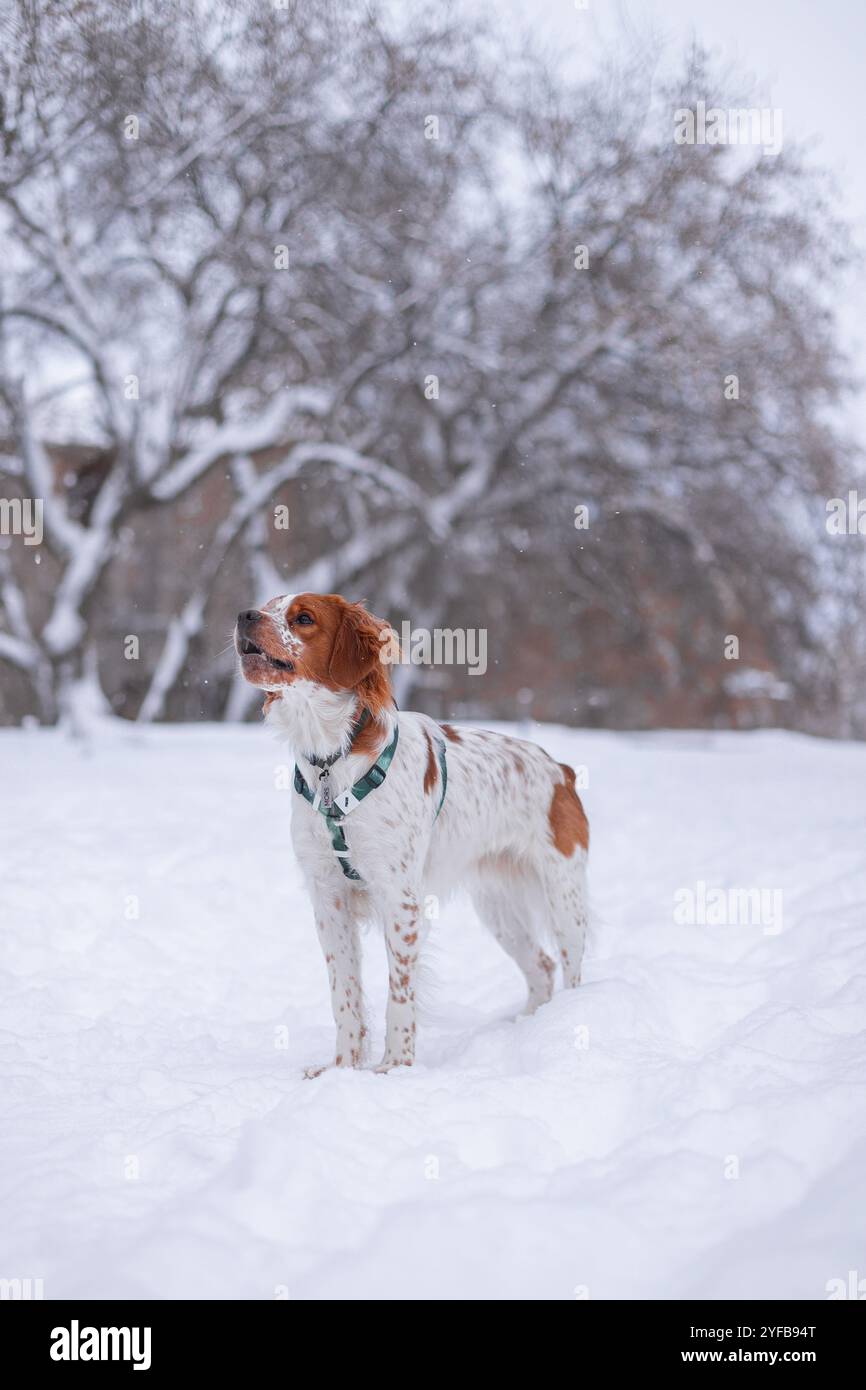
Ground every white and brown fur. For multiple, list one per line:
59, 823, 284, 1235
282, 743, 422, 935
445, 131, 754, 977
235, 592, 590, 1074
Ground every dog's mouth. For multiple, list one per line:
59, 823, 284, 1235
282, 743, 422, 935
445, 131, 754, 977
238, 637, 294, 671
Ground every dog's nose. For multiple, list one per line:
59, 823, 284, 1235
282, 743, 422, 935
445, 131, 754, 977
237, 609, 260, 629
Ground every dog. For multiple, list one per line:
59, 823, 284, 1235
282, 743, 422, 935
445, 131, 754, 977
235, 592, 589, 1074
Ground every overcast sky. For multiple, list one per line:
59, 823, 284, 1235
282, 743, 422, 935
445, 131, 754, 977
497, 0, 866, 441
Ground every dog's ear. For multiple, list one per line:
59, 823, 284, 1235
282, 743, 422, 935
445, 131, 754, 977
328, 602, 387, 689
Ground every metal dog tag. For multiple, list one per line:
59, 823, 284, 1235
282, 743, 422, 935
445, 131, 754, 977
319, 768, 333, 810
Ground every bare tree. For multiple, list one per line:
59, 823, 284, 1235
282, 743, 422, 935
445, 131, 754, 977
0, 1, 860, 732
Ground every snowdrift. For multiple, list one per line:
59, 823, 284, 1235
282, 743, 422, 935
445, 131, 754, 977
1, 723, 864, 1299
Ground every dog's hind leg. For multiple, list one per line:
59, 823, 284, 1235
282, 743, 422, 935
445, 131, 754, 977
471, 882, 556, 1015
537, 852, 589, 988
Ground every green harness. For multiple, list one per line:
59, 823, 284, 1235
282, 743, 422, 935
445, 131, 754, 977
293, 717, 447, 882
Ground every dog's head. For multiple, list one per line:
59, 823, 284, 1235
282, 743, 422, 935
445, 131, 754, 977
235, 592, 393, 711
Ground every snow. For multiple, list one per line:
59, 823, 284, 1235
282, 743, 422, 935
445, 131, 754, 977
1, 721, 864, 1300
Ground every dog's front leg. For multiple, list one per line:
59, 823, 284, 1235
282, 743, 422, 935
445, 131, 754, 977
377, 891, 422, 1071
305, 896, 365, 1078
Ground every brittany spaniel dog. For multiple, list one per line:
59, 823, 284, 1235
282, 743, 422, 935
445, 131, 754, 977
235, 592, 590, 1074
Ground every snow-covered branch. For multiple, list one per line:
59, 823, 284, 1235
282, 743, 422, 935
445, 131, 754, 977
147, 391, 330, 500
137, 440, 425, 720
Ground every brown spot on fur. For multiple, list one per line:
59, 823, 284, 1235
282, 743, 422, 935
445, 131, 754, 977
549, 764, 589, 856
351, 703, 393, 757
422, 729, 439, 794
440, 722, 462, 743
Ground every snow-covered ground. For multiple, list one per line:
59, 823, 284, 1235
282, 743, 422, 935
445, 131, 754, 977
1, 721, 864, 1300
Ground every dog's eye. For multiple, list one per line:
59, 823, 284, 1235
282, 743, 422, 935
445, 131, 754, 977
295, 612, 314, 625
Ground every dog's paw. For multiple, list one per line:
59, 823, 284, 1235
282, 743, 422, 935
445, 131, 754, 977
304, 1049, 362, 1078
372, 1058, 414, 1074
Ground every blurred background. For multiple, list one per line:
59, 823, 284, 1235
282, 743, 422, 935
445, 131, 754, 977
1, 0, 864, 735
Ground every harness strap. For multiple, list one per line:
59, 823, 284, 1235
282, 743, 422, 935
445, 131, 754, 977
293, 724, 448, 882
433, 734, 447, 818
294, 724, 400, 880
